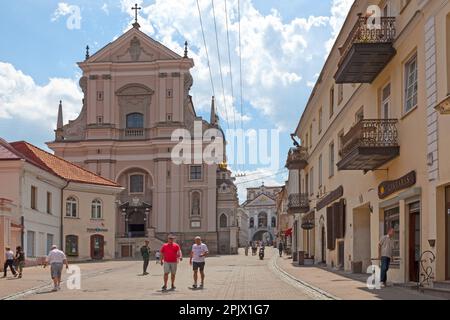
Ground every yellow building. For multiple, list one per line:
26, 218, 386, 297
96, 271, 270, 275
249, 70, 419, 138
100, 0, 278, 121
287, 0, 450, 287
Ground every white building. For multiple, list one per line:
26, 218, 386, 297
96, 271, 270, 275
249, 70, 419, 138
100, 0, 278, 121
241, 184, 282, 244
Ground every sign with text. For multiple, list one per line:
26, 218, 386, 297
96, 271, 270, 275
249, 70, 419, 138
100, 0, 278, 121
378, 171, 416, 199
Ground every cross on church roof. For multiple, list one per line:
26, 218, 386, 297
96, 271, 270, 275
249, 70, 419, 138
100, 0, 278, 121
131, 3, 142, 28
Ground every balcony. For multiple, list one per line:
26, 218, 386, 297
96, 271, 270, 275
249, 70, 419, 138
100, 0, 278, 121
122, 128, 145, 139
285, 147, 308, 170
288, 193, 310, 214
334, 15, 396, 84
337, 119, 399, 171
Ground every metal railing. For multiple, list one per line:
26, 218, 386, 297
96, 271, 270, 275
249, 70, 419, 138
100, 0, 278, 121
340, 119, 399, 158
339, 15, 396, 66
287, 193, 309, 212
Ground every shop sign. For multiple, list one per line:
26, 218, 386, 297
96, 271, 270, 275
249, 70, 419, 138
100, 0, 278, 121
316, 186, 344, 211
378, 171, 416, 199
87, 227, 108, 233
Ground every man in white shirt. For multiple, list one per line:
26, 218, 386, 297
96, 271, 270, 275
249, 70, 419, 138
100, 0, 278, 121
44, 245, 69, 291
189, 236, 209, 289
2, 247, 17, 278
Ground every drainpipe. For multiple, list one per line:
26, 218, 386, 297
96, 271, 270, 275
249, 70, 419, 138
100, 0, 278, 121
60, 181, 70, 250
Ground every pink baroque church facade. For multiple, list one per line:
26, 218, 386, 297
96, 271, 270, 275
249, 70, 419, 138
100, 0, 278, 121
47, 22, 238, 256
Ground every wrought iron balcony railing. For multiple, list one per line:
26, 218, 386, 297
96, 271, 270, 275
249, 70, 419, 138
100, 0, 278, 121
340, 119, 398, 157
287, 193, 309, 214
338, 15, 396, 67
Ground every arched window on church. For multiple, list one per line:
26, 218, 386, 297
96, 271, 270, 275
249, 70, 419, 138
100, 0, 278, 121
271, 216, 276, 228
220, 214, 228, 228
126, 113, 144, 128
249, 217, 254, 228
258, 212, 268, 228
191, 191, 201, 216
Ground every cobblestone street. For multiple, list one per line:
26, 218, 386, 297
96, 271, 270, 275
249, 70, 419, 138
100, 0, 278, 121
1, 248, 313, 300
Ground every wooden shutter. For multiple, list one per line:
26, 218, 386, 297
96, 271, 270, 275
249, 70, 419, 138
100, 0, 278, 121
335, 199, 346, 239
326, 206, 335, 250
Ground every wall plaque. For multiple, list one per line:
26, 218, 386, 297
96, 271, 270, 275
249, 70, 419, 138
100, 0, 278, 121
378, 171, 416, 199
316, 185, 344, 211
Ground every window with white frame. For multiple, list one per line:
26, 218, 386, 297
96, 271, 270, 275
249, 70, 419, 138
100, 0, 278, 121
91, 199, 102, 219
129, 174, 144, 194
404, 54, 418, 113
189, 165, 202, 181
66, 197, 78, 218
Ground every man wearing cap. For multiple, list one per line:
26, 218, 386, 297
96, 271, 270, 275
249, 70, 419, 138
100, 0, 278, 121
44, 245, 69, 291
160, 234, 182, 291
190, 236, 209, 289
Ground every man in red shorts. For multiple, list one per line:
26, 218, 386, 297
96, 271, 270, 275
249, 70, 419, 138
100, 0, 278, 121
160, 234, 183, 291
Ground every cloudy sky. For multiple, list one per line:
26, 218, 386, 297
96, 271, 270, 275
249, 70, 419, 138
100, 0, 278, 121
0, 0, 353, 202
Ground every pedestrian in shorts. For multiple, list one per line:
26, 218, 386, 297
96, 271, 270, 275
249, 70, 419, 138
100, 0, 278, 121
44, 245, 69, 291
189, 236, 209, 289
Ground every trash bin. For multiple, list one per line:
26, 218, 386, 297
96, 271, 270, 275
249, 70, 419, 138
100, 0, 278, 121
298, 251, 305, 265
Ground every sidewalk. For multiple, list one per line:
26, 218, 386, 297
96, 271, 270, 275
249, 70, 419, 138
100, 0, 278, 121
0, 260, 133, 299
275, 255, 441, 300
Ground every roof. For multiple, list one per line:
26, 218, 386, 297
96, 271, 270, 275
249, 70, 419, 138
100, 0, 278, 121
9, 141, 120, 188
0, 139, 22, 161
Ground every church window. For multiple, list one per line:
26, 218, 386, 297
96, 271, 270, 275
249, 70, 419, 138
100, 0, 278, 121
97, 91, 104, 101
126, 113, 144, 129
190, 165, 202, 181
271, 216, 276, 228
249, 217, 254, 228
129, 174, 144, 194
258, 212, 268, 228
97, 116, 103, 124
166, 89, 173, 98
220, 214, 228, 228
167, 113, 173, 122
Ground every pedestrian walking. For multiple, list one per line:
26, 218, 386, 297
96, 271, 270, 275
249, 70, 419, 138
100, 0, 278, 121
44, 245, 69, 291
155, 250, 161, 264
378, 228, 395, 288
244, 244, 249, 256
14, 246, 25, 278
278, 241, 284, 257
140, 240, 151, 275
160, 234, 182, 291
189, 236, 209, 289
2, 247, 17, 278
251, 242, 257, 256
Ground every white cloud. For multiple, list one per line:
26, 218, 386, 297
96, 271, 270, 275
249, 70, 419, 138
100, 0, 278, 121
51, 2, 74, 21
119, 0, 335, 133
0, 62, 82, 129
101, 3, 109, 15
326, 0, 354, 53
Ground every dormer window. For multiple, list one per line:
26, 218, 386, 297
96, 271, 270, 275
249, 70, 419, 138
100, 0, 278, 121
126, 113, 144, 128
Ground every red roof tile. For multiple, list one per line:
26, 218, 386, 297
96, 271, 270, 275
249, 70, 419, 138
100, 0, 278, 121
0, 139, 22, 160
10, 141, 120, 188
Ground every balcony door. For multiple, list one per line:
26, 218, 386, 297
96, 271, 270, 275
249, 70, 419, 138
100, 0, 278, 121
381, 83, 391, 119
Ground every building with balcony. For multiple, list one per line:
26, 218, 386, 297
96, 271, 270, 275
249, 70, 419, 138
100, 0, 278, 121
285, 0, 450, 288
241, 184, 282, 244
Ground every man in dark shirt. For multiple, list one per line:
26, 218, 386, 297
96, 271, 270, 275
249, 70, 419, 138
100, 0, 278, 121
140, 240, 151, 275
15, 246, 25, 278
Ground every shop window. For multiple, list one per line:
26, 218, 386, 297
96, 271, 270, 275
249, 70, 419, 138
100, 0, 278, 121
384, 207, 400, 260
66, 235, 79, 257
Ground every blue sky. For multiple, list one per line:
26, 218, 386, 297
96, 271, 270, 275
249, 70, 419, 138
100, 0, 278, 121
0, 0, 353, 199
